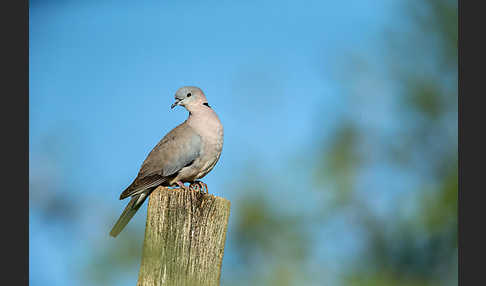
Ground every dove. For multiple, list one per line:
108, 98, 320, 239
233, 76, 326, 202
109, 86, 224, 237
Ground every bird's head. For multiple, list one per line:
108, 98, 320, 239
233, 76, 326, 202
171, 86, 209, 112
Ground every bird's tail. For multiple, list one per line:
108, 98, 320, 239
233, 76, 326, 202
109, 192, 149, 237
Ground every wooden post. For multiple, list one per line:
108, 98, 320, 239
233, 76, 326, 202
137, 186, 231, 286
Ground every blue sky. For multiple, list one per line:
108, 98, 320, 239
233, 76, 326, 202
30, 1, 403, 285
30, 0, 396, 195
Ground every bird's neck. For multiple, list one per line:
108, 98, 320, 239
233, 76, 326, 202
187, 104, 215, 119
186, 106, 222, 135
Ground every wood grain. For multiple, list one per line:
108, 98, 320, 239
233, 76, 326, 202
137, 186, 231, 286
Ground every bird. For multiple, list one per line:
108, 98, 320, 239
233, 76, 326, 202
109, 86, 224, 237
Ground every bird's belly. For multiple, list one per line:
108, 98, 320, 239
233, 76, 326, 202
196, 138, 223, 178
195, 154, 220, 179
172, 147, 221, 183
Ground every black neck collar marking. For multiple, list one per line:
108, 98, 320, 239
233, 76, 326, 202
203, 102, 211, 108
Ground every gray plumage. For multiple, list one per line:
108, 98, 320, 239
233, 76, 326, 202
110, 86, 224, 237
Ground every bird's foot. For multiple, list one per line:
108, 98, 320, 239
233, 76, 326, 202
190, 181, 208, 194
175, 181, 190, 192
189, 182, 200, 192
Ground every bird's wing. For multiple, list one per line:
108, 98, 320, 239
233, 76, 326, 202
119, 122, 202, 199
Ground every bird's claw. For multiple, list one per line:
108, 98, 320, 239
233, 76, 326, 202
190, 181, 209, 194
174, 181, 191, 192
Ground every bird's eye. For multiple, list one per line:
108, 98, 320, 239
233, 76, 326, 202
187, 93, 192, 97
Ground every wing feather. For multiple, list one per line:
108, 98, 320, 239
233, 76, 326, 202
119, 122, 201, 199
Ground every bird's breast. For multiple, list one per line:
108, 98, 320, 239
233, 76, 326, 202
198, 122, 223, 175
188, 111, 224, 179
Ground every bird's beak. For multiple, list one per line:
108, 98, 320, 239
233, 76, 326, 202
171, 99, 181, 109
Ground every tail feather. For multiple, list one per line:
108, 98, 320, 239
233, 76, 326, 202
109, 192, 149, 237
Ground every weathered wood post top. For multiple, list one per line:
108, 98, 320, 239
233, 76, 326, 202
137, 186, 231, 286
